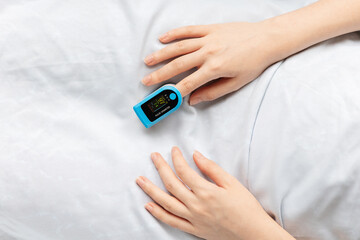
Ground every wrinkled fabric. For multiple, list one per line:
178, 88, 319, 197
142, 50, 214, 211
1, 0, 359, 239
249, 33, 360, 240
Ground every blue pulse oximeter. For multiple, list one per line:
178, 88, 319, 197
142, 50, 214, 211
133, 84, 182, 128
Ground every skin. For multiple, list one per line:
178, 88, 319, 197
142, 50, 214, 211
142, 0, 360, 105
137, 0, 360, 239
136, 147, 295, 240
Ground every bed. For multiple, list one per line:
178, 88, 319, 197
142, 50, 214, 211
0, 0, 359, 239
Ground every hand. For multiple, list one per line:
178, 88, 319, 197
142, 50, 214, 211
136, 147, 295, 240
142, 0, 360, 106
142, 22, 277, 105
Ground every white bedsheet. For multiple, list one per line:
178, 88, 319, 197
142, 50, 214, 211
249, 32, 360, 239
1, 0, 359, 239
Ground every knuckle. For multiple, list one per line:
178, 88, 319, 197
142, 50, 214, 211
175, 164, 186, 177
173, 59, 185, 70
190, 204, 205, 216
207, 60, 222, 73
151, 71, 159, 83
164, 181, 174, 192
154, 208, 165, 220
205, 48, 215, 56
198, 191, 211, 200
175, 41, 186, 51
205, 45, 219, 56
184, 25, 194, 34
152, 70, 165, 84
162, 201, 174, 212
198, 188, 214, 201
182, 80, 195, 94
157, 48, 167, 58
166, 30, 173, 38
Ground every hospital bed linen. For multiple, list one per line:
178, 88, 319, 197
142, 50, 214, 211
1, 0, 359, 239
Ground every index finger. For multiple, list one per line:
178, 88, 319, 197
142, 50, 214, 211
176, 67, 216, 97
171, 147, 212, 193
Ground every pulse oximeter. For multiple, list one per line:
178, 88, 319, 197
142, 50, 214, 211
133, 84, 182, 128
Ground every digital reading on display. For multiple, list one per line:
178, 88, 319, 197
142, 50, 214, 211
133, 84, 182, 128
148, 95, 168, 113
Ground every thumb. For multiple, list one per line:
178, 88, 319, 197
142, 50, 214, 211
193, 151, 232, 188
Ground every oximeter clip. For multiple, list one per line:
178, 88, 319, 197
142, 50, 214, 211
133, 84, 182, 128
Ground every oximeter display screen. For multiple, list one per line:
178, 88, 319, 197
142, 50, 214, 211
147, 95, 168, 113
141, 90, 178, 122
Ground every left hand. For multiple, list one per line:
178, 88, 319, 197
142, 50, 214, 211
136, 147, 294, 240
141, 22, 278, 105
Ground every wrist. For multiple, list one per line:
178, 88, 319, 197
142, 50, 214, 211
258, 0, 360, 64
233, 209, 294, 240
257, 15, 310, 64
248, 214, 295, 240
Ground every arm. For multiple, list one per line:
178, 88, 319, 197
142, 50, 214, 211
142, 0, 360, 105
263, 0, 360, 64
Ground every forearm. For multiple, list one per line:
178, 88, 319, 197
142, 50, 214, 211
263, 0, 360, 62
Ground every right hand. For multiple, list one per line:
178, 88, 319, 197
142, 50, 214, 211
136, 147, 295, 240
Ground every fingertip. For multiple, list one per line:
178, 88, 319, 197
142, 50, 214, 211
159, 32, 169, 42
145, 202, 154, 212
171, 146, 180, 155
159, 38, 169, 44
142, 75, 152, 85
136, 176, 147, 188
151, 152, 161, 163
144, 55, 154, 65
172, 147, 187, 166
145, 62, 155, 67
189, 96, 202, 106
193, 150, 201, 158
193, 150, 205, 161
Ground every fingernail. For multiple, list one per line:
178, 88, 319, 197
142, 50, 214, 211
145, 203, 153, 211
190, 97, 202, 106
144, 55, 154, 65
151, 152, 158, 163
159, 32, 168, 41
136, 176, 146, 187
142, 75, 152, 85
194, 150, 203, 160
171, 146, 178, 154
